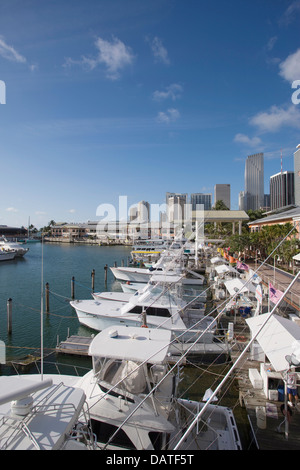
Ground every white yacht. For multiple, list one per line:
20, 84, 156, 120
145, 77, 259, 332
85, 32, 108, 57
131, 239, 171, 262
110, 265, 205, 285
0, 249, 16, 261
0, 375, 96, 450
70, 286, 214, 344
0, 237, 29, 257
70, 326, 242, 450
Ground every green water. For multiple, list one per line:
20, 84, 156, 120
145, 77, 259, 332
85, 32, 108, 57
0, 242, 131, 359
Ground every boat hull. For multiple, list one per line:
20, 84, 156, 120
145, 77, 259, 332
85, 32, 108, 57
71, 303, 215, 343
0, 252, 15, 261
111, 267, 205, 285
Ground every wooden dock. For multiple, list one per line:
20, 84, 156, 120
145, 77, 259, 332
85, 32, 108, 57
220, 309, 300, 450
56, 335, 94, 356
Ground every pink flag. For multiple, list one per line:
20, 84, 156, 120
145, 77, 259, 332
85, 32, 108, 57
269, 282, 283, 304
237, 260, 249, 271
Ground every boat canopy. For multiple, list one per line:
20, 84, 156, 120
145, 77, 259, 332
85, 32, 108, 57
215, 264, 238, 274
210, 256, 225, 264
224, 278, 251, 296
246, 313, 300, 371
88, 326, 172, 364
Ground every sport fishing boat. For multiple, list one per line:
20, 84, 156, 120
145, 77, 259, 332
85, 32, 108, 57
0, 375, 96, 450
68, 326, 242, 450
70, 285, 214, 344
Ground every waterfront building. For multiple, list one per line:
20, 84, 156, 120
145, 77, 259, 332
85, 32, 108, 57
51, 223, 87, 239
270, 171, 295, 211
294, 144, 300, 206
243, 153, 264, 211
0, 225, 27, 239
248, 206, 300, 239
190, 193, 212, 210
214, 184, 230, 209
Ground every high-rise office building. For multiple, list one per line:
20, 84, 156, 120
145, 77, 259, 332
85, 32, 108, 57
294, 144, 300, 206
166, 192, 187, 205
168, 195, 187, 222
190, 193, 212, 210
239, 191, 245, 211
137, 200, 150, 222
244, 153, 264, 211
270, 171, 295, 211
214, 184, 230, 209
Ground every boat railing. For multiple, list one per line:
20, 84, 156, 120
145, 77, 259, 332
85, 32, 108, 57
10, 360, 91, 378
0, 414, 41, 450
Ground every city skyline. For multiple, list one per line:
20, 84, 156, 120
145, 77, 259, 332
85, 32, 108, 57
0, 1, 299, 228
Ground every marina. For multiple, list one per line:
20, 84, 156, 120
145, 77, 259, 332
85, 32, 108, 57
0, 239, 300, 451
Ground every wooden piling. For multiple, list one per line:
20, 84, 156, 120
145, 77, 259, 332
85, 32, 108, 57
71, 276, 75, 299
104, 264, 108, 284
45, 282, 50, 313
91, 269, 95, 291
7, 298, 12, 334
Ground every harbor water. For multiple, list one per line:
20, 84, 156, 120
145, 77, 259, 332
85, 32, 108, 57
0, 242, 131, 360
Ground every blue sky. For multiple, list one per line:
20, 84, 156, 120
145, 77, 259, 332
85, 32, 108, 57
0, 0, 300, 228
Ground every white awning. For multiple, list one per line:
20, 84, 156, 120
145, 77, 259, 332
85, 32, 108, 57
246, 313, 300, 371
293, 253, 300, 261
224, 278, 250, 295
211, 256, 225, 264
215, 264, 238, 274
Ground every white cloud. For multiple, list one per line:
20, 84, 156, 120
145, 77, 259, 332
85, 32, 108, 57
69, 209, 76, 213
149, 36, 170, 65
6, 207, 18, 213
233, 133, 262, 147
266, 36, 277, 52
64, 36, 135, 80
280, 0, 300, 25
279, 48, 300, 83
250, 104, 300, 132
153, 83, 183, 101
0, 36, 26, 64
157, 108, 180, 123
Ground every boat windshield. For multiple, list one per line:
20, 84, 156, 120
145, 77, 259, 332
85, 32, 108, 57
96, 358, 148, 395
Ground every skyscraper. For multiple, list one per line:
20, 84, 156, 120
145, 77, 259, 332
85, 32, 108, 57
214, 184, 230, 209
294, 144, 300, 206
270, 171, 295, 211
190, 193, 212, 210
244, 153, 264, 211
